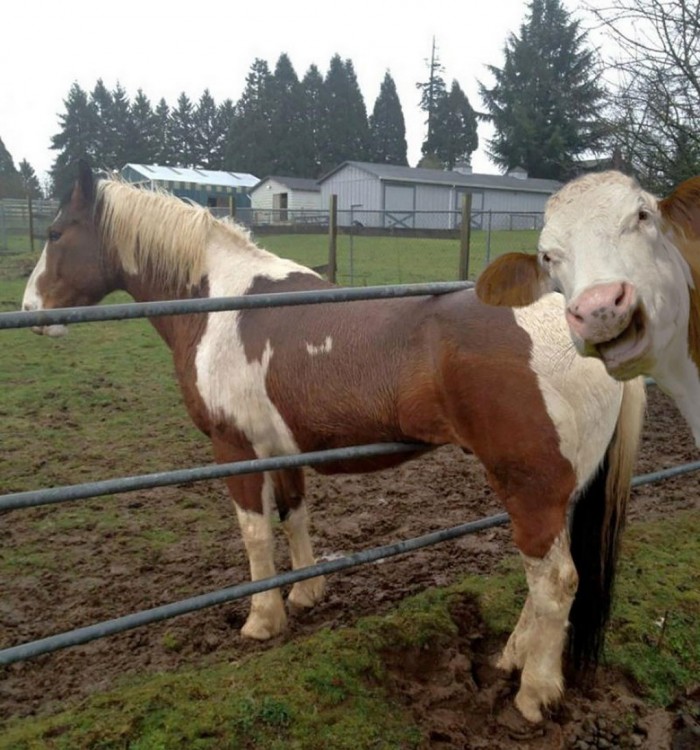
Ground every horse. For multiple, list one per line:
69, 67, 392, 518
476, 170, 700, 447
21, 162, 645, 724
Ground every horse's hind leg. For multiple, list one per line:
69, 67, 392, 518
273, 469, 326, 609
512, 527, 578, 723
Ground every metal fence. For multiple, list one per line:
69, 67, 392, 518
0, 198, 58, 252
3, 283, 699, 669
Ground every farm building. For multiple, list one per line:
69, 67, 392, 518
120, 164, 259, 209
317, 161, 561, 230
249, 176, 322, 223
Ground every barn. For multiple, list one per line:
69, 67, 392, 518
317, 161, 561, 230
120, 164, 259, 209
249, 176, 322, 222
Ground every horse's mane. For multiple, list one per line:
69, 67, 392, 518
95, 177, 259, 289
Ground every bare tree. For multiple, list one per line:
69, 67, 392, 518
588, 0, 700, 190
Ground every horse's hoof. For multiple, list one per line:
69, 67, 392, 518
288, 576, 326, 609
240, 610, 288, 640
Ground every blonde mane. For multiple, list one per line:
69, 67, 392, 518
96, 178, 257, 289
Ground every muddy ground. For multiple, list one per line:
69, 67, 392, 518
1, 387, 699, 748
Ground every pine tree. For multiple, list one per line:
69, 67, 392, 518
0, 136, 23, 198
479, 0, 607, 179
18, 160, 43, 198
319, 55, 370, 173
128, 90, 159, 165
153, 98, 174, 165
110, 83, 133, 168
170, 93, 197, 167
300, 64, 326, 176
431, 81, 478, 170
50, 83, 97, 195
215, 99, 235, 170
90, 79, 117, 168
225, 58, 274, 176
192, 89, 223, 169
269, 53, 315, 176
369, 71, 408, 165
417, 38, 447, 160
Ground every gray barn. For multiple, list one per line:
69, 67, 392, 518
317, 161, 561, 230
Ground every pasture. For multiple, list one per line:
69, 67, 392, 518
1, 235, 699, 748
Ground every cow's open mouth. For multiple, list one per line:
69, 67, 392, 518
595, 306, 651, 378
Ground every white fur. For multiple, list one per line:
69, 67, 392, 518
21, 245, 68, 337
513, 294, 623, 487
306, 336, 333, 356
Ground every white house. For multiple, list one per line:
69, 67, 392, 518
316, 161, 562, 230
249, 176, 322, 222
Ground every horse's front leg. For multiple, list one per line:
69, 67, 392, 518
215, 441, 287, 640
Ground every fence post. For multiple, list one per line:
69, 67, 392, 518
27, 194, 35, 253
327, 194, 338, 284
458, 193, 472, 280
229, 195, 236, 219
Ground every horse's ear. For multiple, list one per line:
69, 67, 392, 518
476, 252, 552, 307
659, 176, 700, 239
68, 159, 96, 212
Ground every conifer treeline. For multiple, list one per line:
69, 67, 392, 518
49, 53, 414, 195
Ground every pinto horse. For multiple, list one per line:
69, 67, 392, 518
22, 162, 645, 723
477, 170, 700, 447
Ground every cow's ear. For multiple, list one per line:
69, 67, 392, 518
659, 176, 700, 239
476, 252, 553, 307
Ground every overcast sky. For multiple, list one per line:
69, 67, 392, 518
2, 0, 592, 182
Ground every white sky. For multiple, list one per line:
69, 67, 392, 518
2, 0, 592, 183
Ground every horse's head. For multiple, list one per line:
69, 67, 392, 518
22, 161, 112, 336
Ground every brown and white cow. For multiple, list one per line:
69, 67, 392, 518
477, 170, 700, 445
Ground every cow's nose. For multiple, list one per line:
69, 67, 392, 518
566, 281, 636, 344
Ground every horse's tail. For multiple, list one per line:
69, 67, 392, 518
567, 376, 646, 670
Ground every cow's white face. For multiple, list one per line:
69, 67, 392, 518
537, 172, 692, 379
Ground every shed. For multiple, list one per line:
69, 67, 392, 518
120, 164, 259, 209
249, 176, 322, 220
317, 161, 561, 230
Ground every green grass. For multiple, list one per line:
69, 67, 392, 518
1, 511, 697, 749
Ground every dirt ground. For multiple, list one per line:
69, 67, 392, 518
1, 387, 699, 748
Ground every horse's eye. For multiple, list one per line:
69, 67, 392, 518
48, 230, 62, 243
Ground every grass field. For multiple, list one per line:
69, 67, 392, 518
1, 237, 699, 747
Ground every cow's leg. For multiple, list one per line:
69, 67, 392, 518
272, 469, 326, 609
214, 440, 287, 640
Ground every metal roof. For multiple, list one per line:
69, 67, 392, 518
251, 176, 321, 193
123, 164, 259, 189
318, 161, 561, 193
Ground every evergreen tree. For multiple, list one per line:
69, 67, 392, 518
479, 0, 607, 180
18, 159, 42, 198
50, 83, 97, 195
369, 71, 408, 165
0, 136, 23, 198
430, 80, 478, 170
128, 89, 159, 164
225, 58, 274, 175
300, 64, 326, 176
153, 98, 174, 165
319, 55, 370, 173
89, 79, 117, 168
416, 38, 447, 159
170, 92, 197, 166
215, 99, 236, 170
110, 82, 133, 168
191, 89, 222, 169
268, 53, 315, 176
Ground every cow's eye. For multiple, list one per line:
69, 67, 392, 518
638, 209, 649, 222
540, 252, 552, 265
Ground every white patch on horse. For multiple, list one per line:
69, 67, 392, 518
195, 238, 313, 457
282, 502, 326, 608
21, 244, 68, 337
513, 293, 623, 487
306, 336, 333, 357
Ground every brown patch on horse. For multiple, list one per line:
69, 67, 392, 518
659, 177, 700, 373
476, 253, 553, 307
